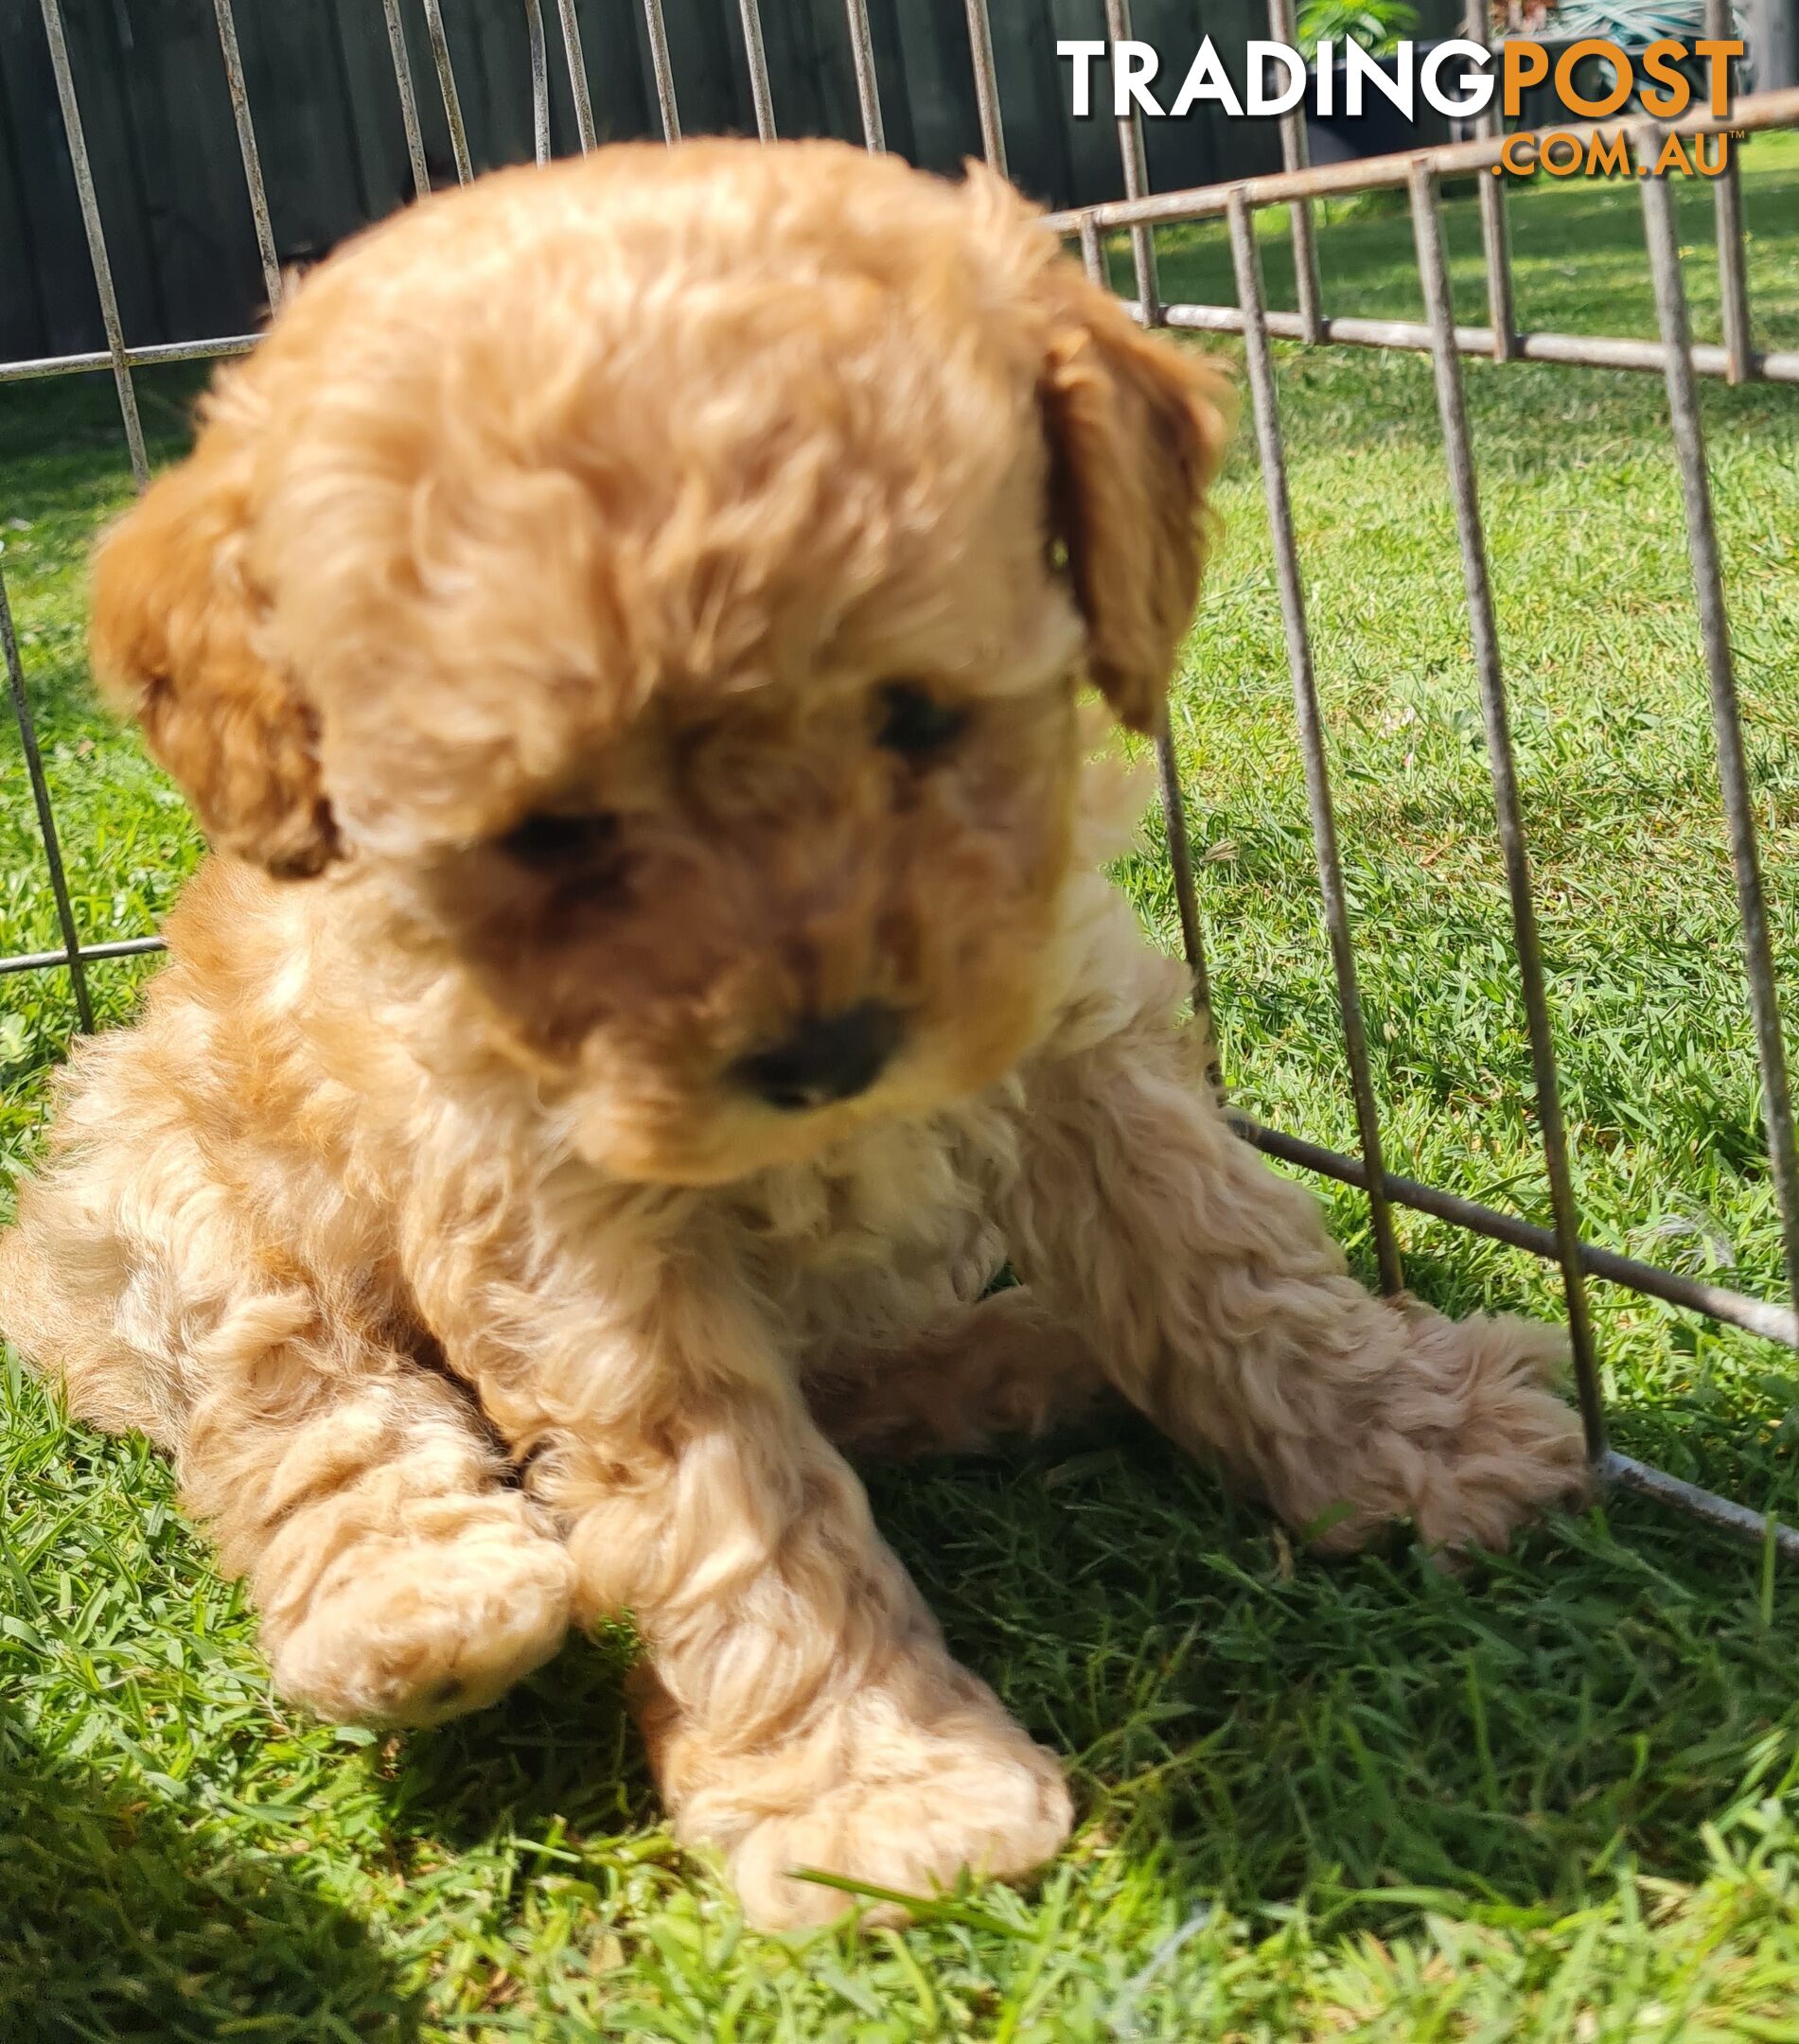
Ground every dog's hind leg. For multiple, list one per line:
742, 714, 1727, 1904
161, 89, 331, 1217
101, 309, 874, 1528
1, 1041, 572, 1728
997, 896, 1588, 1555
806, 1286, 1115, 1458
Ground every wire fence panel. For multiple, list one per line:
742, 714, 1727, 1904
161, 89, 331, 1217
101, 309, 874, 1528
554, 0, 597, 153
1266, 0, 1322, 344
1227, 187, 1402, 1297
36, 0, 146, 485
962, 0, 1006, 177
1410, 159, 1604, 1456
642, 0, 681, 143
2, 1, 1796, 1557
381, 0, 433, 199
1102, 0, 1160, 326
420, 0, 473, 184
1460, 0, 1517, 361
842, 0, 884, 151
1639, 147, 1799, 1323
737, 0, 777, 141
525, 0, 552, 166
2, 566, 92, 1031
1153, 710, 1216, 1062
211, 0, 284, 316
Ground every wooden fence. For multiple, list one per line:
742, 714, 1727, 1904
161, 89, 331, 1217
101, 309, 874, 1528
0, 0, 1327, 360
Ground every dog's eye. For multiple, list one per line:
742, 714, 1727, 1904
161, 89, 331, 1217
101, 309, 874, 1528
498, 810, 619, 870
875, 682, 967, 761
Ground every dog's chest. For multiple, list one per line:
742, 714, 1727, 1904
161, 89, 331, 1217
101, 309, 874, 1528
714, 1102, 1016, 1358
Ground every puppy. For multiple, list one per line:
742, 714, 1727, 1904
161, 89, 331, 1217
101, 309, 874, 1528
0, 139, 1585, 1929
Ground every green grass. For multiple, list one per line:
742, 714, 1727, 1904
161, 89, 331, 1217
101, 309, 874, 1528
4, 143, 1799, 2039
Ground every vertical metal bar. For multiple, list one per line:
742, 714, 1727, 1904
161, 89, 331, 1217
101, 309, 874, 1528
38, 0, 147, 488
1078, 213, 1107, 288
2, 567, 93, 1033
1155, 713, 1216, 1067
1640, 151, 1799, 1317
211, 0, 283, 314
381, 0, 432, 200
1266, 0, 1322, 344
1704, 0, 1753, 383
641, 0, 680, 143
1409, 160, 1604, 1456
963, 0, 1006, 176
420, 0, 473, 184
525, 0, 552, 164
1463, 0, 1516, 361
1228, 189, 1402, 1295
1102, 0, 1159, 324
555, 0, 598, 154
737, 0, 777, 139
843, 0, 884, 150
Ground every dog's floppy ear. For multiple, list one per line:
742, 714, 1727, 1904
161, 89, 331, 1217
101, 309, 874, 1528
1037, 266, 1231, 733
90, 437, 340, 879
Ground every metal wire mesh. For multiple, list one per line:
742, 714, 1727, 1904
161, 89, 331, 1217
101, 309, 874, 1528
4, 1, 1796, 1556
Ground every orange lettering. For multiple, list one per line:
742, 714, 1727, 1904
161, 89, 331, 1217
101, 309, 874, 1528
1503, 40, 1548, 118
1554, 39, 1632, 118
1692, 38, 1743, 115
1637, 39, 1692, 118
1587, 129, 1631, 176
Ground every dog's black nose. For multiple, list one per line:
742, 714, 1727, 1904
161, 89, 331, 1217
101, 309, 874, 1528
732, 1003, 903, 1112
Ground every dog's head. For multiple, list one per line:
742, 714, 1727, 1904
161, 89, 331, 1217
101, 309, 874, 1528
91, 140, 1227, 1183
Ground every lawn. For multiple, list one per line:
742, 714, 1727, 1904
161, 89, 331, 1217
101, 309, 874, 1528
4, 140, 1799, 2040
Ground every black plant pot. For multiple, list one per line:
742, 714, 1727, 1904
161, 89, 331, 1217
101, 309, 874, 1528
1303, 44, 1456, 164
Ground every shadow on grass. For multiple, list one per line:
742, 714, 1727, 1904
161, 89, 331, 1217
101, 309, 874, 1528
371, 1318, 1794, 1947
0, 1707, 417, 2041
390, 1627, 656, 1861
864, 1411, 1797, 1930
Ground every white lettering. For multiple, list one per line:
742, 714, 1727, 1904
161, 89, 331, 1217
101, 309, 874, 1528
1420, 39, 1494, 116
1113, 40, 1164, 118
1169, 37, 1244, 118
1169, 38, 1244, 118
1056, 40, 1107, 118
1245, 40, 1306, 115
1344, 38, 1413, 118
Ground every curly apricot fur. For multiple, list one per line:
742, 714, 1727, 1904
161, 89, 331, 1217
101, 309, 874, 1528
0, 140, 1583, 1931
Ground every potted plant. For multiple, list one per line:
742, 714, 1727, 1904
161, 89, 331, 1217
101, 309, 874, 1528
1296, 0, 1454, 163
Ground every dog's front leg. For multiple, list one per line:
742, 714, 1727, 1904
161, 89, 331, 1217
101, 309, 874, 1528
412, 1223, 1070, 1929
999, 902, 1588, 1554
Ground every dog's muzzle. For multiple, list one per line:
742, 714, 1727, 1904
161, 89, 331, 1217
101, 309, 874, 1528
731, 1002, 903, 1111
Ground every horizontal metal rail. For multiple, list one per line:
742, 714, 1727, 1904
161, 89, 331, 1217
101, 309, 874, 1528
0, 936, 167, 978
1043, 86, 1799, 234
1603, 1452, 1799, 1561
0, 334, 260, 384
1238, 1119, 1799, 1351
5, 891, 1789, 1363
8, 894, 1788, 1364
1160, 305, 1799, 385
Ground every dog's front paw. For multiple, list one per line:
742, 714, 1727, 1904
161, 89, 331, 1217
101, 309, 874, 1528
1397, 1306, 1591, 1553
700, 1721, 1073, 1931
266, 1496, 574, 1727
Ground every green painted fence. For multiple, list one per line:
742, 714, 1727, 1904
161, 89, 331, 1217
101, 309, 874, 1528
0, 0, 1333, 359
